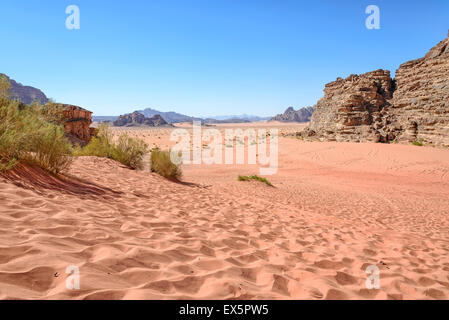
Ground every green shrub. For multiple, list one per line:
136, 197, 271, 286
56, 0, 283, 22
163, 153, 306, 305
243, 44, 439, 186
74, 124, 112, 158
150, 147, 182, 180
73, 136, 109, 157
112, 134, 148, 169
75, 123, 148, 170
238, 175, 273, 186
0, 96, 73, 173
412, 140, 423, 146
25, 123, 73, 173
0, 100, 25, 170
238, 175, 250, 181
0, 75, 11, 99
31, 102, 67, 124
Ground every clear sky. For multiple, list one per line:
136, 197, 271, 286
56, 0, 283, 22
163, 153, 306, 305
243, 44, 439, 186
0, 0, 448, 117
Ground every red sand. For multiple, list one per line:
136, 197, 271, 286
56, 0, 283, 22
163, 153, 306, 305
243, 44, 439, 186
1, 130, 449, 299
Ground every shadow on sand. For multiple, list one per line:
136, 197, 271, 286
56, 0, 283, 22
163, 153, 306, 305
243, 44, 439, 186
1, 164, 122, 199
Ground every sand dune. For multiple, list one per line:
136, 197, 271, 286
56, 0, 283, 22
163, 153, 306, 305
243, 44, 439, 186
1, 130, 449, 299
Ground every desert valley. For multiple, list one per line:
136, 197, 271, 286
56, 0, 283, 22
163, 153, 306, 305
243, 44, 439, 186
1, 122, 449, 299
1, 23, 449, 301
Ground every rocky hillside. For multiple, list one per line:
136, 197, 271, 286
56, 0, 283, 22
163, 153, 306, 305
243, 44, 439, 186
1, 73, 49, 105
271, 106, 314, 122
300, 31, 449, 147
113, 111, 171, 127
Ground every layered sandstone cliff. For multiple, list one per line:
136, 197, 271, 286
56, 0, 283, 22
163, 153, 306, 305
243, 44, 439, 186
305, 69, 393, 142
301, 31, 449, 147
60, 104, 93, 145
387, 34, 449, 146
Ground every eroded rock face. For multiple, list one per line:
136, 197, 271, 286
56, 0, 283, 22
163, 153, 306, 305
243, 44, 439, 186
307, 69, 393, 142
61, 104, 93, 144
301, 31, 449, 147
388, 34, 449, 146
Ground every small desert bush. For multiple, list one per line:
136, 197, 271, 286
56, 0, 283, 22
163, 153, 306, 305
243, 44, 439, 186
73, 123, 113, 158
412, 139, 424, 146
74, 123, 148, 169
150, 147, 182, 180
32, 102, 68, 124
112, 134, 149, 169
238, 174, 273, 186
0, 96, 72, 173
24, 122, 73, 173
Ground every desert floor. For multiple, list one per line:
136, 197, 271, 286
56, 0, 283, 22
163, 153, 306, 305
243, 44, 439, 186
1, 122, 449, 299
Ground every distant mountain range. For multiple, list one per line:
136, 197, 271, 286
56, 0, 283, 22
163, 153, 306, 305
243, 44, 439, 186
270, 106, 315, 122
137, 108, 202, 123
2, 73, 314, 124
207, 114, 270, 122
93, 108, 271, 124
1, 73, 49, 105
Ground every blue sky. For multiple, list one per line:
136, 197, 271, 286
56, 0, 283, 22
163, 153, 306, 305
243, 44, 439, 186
0, 0, 448, 117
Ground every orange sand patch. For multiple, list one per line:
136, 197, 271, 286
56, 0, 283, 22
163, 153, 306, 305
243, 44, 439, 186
0, 125, 449, 299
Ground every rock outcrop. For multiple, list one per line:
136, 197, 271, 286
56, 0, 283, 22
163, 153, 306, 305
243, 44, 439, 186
113, 111, 171, 127
300, 31, 449, 147
305, 69, 393, 142
386, 33, 449, 146
60, 104, 93, 145
271, 106, 315, 122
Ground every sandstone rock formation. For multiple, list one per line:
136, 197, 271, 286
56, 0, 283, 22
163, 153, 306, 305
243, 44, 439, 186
60, 104, 94, 145
113, 111, 171, 127
300, 31, 449, 147
271, 106, 315, 122
387, 33, 449, 146
304, 69, 393, 142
